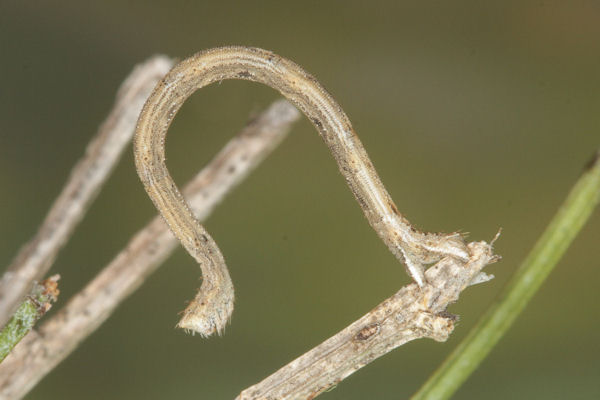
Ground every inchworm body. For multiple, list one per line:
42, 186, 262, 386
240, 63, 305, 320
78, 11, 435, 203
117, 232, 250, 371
134, 46, 470, 336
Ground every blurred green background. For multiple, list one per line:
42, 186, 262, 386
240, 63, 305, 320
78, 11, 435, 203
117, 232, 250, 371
1, 1, 599, 399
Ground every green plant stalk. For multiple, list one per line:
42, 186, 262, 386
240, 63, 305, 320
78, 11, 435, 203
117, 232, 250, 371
412, 150, 600, 400
0, 275, 59, 362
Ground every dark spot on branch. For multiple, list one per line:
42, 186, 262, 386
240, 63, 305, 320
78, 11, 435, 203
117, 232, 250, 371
388, 200, 399, 215
355, 322, 380, 341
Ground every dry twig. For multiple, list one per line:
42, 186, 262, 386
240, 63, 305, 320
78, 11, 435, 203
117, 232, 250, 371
0, 56, 174, 327
238, 239, 498, 399
0, 99, 300, 399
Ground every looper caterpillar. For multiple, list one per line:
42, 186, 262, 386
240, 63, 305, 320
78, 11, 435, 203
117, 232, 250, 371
133, 46, 470, 336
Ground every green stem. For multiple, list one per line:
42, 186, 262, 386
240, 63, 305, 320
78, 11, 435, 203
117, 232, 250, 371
412, 150, 600, 400
0, 275, 60, 362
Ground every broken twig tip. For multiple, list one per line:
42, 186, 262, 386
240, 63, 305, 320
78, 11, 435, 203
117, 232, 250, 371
491, 228, 502, 245
41, 274, 60, 301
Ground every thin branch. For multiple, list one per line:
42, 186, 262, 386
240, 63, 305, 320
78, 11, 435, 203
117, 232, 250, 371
238, 239, 499, 400
0, 56, 174, 327
0, 99, 300, 400
411, 150, 600, 400
0, 276, 59, 362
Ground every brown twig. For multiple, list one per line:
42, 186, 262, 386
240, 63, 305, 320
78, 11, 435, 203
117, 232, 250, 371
0, 99, 300, 399
0, 56, 174, 327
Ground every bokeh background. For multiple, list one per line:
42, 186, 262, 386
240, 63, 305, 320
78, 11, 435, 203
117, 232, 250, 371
1, 1, 599, 399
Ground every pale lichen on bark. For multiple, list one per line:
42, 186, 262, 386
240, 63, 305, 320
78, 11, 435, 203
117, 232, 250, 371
0, 275, 59, 363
